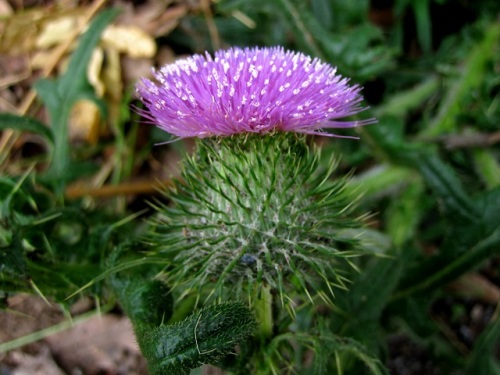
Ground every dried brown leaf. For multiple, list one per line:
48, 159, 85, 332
101, 47, 123, 126
69, 99, 101, 144
447, 273, 500, 304
102, 25, 156, 58
0, 8, 85, 54
88, 47, 105, 97
35, 15, 82, 49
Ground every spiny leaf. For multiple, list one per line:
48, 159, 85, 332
331, 252, 403, 351
136, 302, 255, 375
113, 275, 173, 327
415, 150, 479, 221
266, 329, 389, 375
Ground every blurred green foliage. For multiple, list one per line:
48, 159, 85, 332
0, 9, 123, 306
1, 0, 499, 374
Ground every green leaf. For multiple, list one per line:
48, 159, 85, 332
57, 9, 119, 100
0, 113, 54, 144
113, 276, 173, 327
415, 150, 479, 221
0, 175, 36, 277
276, 0, 324, 58
363, 131, 479, 222
465, 318, 500, 375
136, 303, 255, 375
33, 79, 60, 116
316, 334, 389, 375
34, 8, 119, 194
334, 338, 389, 375
386, 180, 425, 247
364, 124, 495, 296
0, 236, 27, 278
412, 0, 432, 53
333, 253, 403, 350
440, 187, 500, 258
423, 20, 500, 136
395, 188, 500, 300
267, 329, 389, 375
473, 148, 500, 189
374, 77, 439, 119
276, 0, 392, 80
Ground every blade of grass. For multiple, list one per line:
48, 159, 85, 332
393, 225, 500, 300
0, 304, 112, 353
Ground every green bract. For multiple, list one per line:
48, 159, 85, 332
145, 133, 367, 312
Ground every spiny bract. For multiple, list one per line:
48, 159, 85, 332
146, 134, 367, 311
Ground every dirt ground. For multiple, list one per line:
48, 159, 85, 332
0, 294, 228, 374
0, 294, 149, 374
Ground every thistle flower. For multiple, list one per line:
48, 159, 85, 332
135, 47, 376, 315
136, 46, 374, 138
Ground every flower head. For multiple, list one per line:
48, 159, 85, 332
136, 46, 375, 138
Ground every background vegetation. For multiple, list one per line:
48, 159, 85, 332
0, 0, 499, 373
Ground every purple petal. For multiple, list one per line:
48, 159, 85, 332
136, 47, 376, 138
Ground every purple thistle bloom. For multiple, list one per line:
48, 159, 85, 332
136, 46, 375, 138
